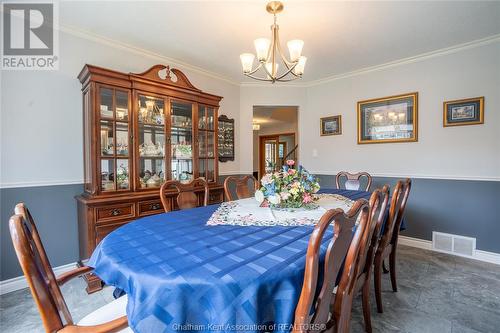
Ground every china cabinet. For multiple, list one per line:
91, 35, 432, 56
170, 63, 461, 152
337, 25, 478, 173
76, 64, 224, 293
218, 115, 235, 162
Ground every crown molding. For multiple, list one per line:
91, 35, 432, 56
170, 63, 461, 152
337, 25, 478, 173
58, 24, 499, 89
59, 24, 240, 86
304, 33, 500, 87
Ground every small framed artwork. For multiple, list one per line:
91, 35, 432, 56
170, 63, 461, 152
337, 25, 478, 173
320, 115, 342, 136
357, 92, 418, 144
443, 97, 484, 127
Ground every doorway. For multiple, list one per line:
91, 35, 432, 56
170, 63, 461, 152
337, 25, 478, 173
253, 106, 298, 180
259, 133, 296, 179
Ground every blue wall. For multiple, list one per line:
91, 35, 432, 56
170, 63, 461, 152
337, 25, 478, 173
1, 177, 499, 280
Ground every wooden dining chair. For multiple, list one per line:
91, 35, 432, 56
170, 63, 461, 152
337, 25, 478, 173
373, 179, 412, 313
352, 186, 390, 333
293, 199, 370, 333
336, 171, 373, 191
223, 175, 259, 201
9, 203, 130, 333
160, 177, 209, 212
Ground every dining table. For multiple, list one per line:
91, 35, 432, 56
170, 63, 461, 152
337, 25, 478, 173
88, 188, 401, 333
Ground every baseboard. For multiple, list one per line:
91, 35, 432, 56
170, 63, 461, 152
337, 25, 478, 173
0, 262, 77, 295
398, 235, 500, 265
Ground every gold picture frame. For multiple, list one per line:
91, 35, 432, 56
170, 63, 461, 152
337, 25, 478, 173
443, 97, 484, 127
320, 115, 342, 136
357, 92, 418, 144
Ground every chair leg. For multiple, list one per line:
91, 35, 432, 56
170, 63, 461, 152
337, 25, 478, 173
389, 247, 398, 292
362, 280, 373, 333
382, 260, 389, 274
373, 256, 383, 313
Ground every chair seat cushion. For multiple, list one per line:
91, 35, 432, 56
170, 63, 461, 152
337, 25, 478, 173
77, 295, 132, 332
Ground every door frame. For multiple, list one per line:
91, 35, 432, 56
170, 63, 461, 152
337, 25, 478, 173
258, 132, 296, 180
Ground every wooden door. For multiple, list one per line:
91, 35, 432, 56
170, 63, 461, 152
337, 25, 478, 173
259, 135, 280, 179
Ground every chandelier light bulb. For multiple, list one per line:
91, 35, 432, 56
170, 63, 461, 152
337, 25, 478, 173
254, 38, 271, 62
293, 56, 307, 75
240, 53, 255, 73
287, 39, 304, 62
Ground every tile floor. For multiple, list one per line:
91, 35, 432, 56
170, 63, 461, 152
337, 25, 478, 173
1, 245, 499, 333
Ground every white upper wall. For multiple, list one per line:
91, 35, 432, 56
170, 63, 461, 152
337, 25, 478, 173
302, 41, 500, 180
0, 30, 240, 187
1, 32, 499, 187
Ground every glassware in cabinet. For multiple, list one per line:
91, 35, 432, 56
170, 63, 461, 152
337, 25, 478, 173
137, 95, 166, 189
171, 101, 194, 183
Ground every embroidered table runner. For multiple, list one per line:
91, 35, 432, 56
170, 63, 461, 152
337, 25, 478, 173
207, 194, 355, 227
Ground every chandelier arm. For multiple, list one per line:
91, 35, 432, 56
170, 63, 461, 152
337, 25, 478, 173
275, 63, 300, 81
247, 62, 264, 76
243, 73, 273, 82
261, 61, 274, 79
274, 28, 294, 69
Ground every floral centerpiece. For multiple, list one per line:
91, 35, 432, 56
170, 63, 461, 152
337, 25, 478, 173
255, 160, 320, 209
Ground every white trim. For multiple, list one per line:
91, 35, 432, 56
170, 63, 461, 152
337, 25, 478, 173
2, 172, 499, 189
311, 171, 500, 182
305, 33, 500, 87
0, 262, 77, 295
398, 236, 500, 265
59, 24, 240, 86
0, 180, 84, 189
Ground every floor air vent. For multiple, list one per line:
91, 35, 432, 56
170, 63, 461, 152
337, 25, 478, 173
432, 232, 476, 258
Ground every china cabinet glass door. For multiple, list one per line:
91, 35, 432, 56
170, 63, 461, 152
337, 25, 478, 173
170, 100, 194, 183
198, 105, 216, 182
137, 94, 166, 189
98, 86, 131, 192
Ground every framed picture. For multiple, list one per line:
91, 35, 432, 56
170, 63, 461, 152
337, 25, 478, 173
320, 115, 342, 136
443, 97, 484, 127
357, 92, 418, 144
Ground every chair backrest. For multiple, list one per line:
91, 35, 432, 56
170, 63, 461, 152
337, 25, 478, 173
336, 171, 372, 191
223, 175, 259, 201
356, 186, 390, 280
160, 178, 208, 212
9, 203, 73, 332
293, 199, 370, 333
378, 179, 412, 250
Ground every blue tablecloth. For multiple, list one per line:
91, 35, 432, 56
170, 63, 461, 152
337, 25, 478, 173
88, 189, 375, 333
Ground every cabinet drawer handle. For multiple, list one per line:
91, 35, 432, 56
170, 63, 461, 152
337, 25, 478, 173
150, 203, 161, 210
111, 209, 122, 216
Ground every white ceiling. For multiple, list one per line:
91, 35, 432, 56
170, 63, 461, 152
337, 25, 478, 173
60, 1, 500, 83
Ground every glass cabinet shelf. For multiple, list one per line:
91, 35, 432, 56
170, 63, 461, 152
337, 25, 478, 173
98, 86, 130, 192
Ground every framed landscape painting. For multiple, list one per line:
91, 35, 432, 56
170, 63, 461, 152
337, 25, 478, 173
443, 97, 484, 127
320, 115, 342, 136
357, 92, 418, 144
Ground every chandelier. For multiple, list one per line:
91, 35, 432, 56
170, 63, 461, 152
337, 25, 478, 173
239, 1, 307, 83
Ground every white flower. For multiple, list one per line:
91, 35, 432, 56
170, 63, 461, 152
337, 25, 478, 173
255, 190, 265, 203
268, 194, 281, 205
261, 174, 273, 186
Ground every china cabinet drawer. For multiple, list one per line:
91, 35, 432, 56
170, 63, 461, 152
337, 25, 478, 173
138, 200, 164, 216
96, 203, 135, 222
95, 221, 130, 244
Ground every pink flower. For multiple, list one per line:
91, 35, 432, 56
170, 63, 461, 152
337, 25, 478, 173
286, 160, 295, 166
302, 193, 313, 204
288, 169, 296, 175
